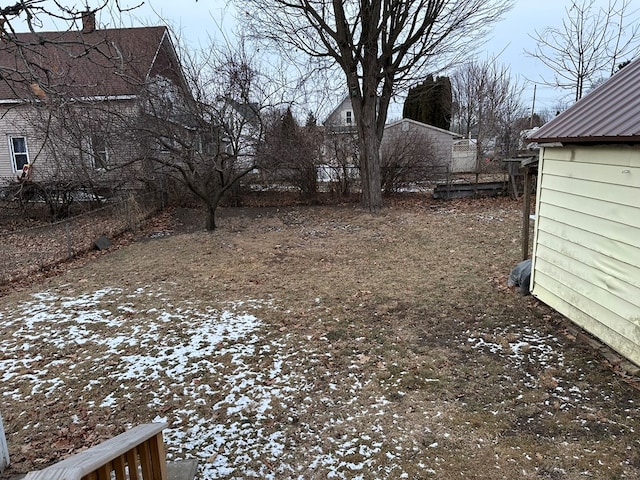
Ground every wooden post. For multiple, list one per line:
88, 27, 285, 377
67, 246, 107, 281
522, 165, 532, 261
66, 220, 73, 259
0, 413, 9, 473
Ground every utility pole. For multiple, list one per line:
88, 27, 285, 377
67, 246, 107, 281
529, 84, 537, 129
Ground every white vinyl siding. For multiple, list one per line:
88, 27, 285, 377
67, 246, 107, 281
381, 119, 459, 170
531, 145, 640, 365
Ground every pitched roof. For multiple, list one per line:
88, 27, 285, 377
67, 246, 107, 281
528, 56, 640, 144
0, 25, 178, 101
385, 118, 462, 138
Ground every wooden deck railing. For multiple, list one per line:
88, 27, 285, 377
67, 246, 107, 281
23, 423, 168, 480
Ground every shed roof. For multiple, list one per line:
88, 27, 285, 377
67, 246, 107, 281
528, 56, 640, 144
385, 118, 462, 138
0, 25, 177, 101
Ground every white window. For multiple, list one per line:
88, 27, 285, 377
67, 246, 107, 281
91, 136, 109, 169
9, 136, 29, 172
345, 111, 353, 124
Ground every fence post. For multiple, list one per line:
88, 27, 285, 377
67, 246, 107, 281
0, 413, 9, 473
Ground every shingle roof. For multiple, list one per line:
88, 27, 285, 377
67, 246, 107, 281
0, 26, 172, 101
528, 56, 640, 144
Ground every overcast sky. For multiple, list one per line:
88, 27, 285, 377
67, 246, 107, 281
23, 0, 640, 118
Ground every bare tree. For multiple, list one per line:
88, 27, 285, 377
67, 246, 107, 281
22, 98, 139, 218
526, 0, 640, 102
258, 108, 324, 201
380, 129, 438, 194
0, 2, 137, 92
241, 0, 514, 212
451, 58, 525, 166
323, 132, 360, 197
134, 39, 270, 230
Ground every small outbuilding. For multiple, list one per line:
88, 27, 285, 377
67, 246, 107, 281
382, 118, 462, 171
527, 58, 640, 366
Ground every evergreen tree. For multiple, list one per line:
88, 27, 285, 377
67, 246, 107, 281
403, 76, 452, 130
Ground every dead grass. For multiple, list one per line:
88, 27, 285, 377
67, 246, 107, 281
1, 196, 639, 479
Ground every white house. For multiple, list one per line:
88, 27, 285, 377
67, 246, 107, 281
527, 57, 640, 366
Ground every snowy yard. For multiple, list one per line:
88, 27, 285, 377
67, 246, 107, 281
1, 200, 639, 479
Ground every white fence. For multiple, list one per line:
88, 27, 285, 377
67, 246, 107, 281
451, 139, 477, 173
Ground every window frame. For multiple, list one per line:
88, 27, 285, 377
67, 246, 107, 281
90, 135, 109, 170
345, 110, 353, 125
8, 136, 30, 173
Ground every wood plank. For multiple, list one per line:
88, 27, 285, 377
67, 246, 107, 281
149, 433, 169, 480
112, 455, 127, 480
95, 463, 111, 480
24, 424, 167, 480
126, 448, 140, 480
138, 441, 154, 479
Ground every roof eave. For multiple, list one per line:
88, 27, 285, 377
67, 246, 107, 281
529, 135, 640, 145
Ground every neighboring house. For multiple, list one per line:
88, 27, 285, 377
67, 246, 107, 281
322, 97, 462, 182
382, 118, 461, 171
527, 57, 640, 366
0, 12, 188, 186
322, 96, 360, 183
324, 96, 357, 134
215, 97, 262, 171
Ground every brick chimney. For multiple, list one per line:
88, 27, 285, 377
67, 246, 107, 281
82, 10, 96, 33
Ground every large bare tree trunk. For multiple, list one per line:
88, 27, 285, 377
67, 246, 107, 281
352, 85, 383, 212
205, 205, 217, 231
358, 128, 382, 212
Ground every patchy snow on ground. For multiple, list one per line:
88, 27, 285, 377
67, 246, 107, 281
0, 286, 428, 479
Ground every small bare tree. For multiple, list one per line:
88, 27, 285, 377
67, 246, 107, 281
133, 39, 269, 230
526, 0, 640, 102
451, 58, 525, 166
380, 129, 438, 195
258, 108, 324, 201
323, 132, 360, 197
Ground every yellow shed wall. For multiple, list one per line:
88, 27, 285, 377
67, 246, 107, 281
531, 145, 640, 365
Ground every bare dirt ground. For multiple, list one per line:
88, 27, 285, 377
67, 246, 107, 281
1, 196, 640, 479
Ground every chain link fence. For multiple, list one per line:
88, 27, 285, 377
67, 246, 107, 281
0, 192, 163, 287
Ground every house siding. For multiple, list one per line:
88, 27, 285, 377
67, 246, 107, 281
531, 145, 640, 364
1, 100, 142, 184
382, 120, 456, 168
0, 104, 43, 181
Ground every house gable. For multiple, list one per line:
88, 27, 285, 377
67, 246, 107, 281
324, 96, 356, 129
